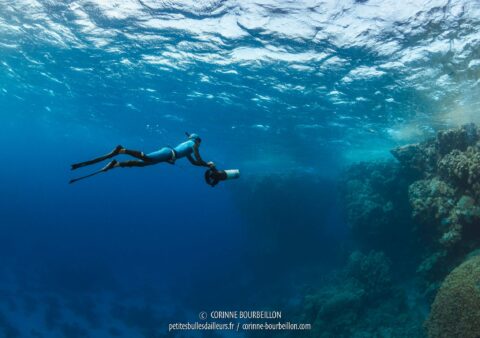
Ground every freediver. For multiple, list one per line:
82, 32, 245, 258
69, 132, 215, 184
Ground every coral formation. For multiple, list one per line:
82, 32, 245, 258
392, 124, 480, 258
408, 178, 456, 225
390, 124, 480, 272
303, 279, 365, 338
340, 161, 418, 270
301, 251, 424, 338
438, 147, 480, 196
408, 178, 461, 246
339, 161, 417, 265
436, 123, 478, 156
425, 255, 480, 338
344, 251, 393, 303
251, 123, 480, 338
338, 123, 480, 337
390, 140, 437, 175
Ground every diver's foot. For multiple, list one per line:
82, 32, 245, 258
113, 145, 124, 155
101, 160, 118, 172
71, 163, 82, 171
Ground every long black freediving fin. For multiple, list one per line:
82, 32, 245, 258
69, 160, 117, 184
71, 145, 122, 170
69, 170, 104, 184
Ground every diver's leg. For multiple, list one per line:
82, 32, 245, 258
120, 149, 154, 162
144, 147, 174, 164
115, 160, 154, 168
71, 145, 123, 170
97, 159, 153, 173
70, 159, 154, 184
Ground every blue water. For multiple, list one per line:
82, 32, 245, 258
1, 0, 479, 337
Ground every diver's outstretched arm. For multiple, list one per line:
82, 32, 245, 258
71, 145, 123, 170
190, 147, 215, 168
192, 147, 209, 167
186, 154, 201, 166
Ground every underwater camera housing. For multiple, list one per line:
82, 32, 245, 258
204, 168, 240, 187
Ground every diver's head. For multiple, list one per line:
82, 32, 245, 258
185, 132, 202, 144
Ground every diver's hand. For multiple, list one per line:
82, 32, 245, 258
207, 161, 216, 169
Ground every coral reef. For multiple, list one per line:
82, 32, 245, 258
408, 178, 464, 247
438, 147, 480, 196
391, 124, 479, 177
300, 251, 424, 338
344, 251, 392, 303
390, 124, 480, 284
425, 255, 480, 338
338, 123, 480, 337
436, 123, 478, 156
408, 178, 456, 226
390, 140, 437, 175
302, 279, 365, 338
339, 161, 418, 265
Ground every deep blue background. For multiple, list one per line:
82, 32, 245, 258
2, 0, 477, 335
0, 116, 343, 323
